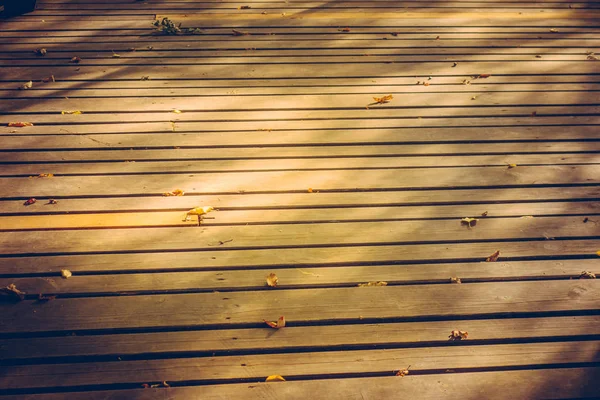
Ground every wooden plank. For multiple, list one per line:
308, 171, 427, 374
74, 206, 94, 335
1, 341, 599, 389
0, 315, 597, 360
1, 154, 598, 176
0, 166, 597, 197
0, 280, 598, 333
1, 239, 596, 274
2, 259, 598, 296
2, 92, 599, 113
0, 202, 597, 230
3, 368, 600, 400
0, 216, 597, 255
0, 186, 597, 214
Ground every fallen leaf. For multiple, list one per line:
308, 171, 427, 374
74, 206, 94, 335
520, 215, 534, 219
486, 250, 500, 262
46, 199, 58, 205
69, 56, 81, 63
549, 28, 559, 32
265, 375, 286, 382
460, 217, 478, 228
112, 53, 121, 58
266, 273, 279, 287
239, 5, 251, 9
141, 76, 150, 80
448, 330, 468, 340
34, 48, 47, 56
531, 111, 537, 117
0, 284, 26, 302
473, 74, 491, 79
597, 250, 600, 256
8, 122, 34, 127
338, 27, 351, 32
61, 110, 82, 115
37, 293, 56, 302
23, 198, 37, 206
264, 316, 286, 329
452, 62, 458, 67
580, 271, 596, 279
481, 211, 489, 217
508, 163, 517, 169
172, 109, 182, 114
450, 277, 461, 284
163, 189, 185, 196
20, 81, 33, 90
307, 188, 314, 193
372, 94, 393, 104
61, 269, 72, 279
395, 366, 410, 377
357, 281, 388, 287
232, 29, 250, 36
587, 54, 598, 61
37, 173, 54, 178
41, 75, 56, 83
185, 206, 215, 222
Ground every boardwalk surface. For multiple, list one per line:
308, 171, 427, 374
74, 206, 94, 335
0, 0, 599, 398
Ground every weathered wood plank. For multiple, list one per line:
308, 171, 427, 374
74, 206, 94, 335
0, 166, 597, 198
2, 259, 598, 296
1, 239, 595, 274
1, 341, 599, 389
0, 280, 598, 333
3, 368, 600, 400
0, 202, 597, 230
1, 315, 598, 360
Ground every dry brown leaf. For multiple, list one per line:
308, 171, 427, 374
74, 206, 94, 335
266, 273, 279, 287
486, 250, 500, 262
61, 269, 72, 279
46, 199, 58, 205
34, 48, 47, 56
579, 271, 596, 279
475, 74, 491, 79
460, 217, 478, 228
163, 189, 185, 196
265, 375, 286, 382
481, 211, 489, 217
37, 293, 57, 302
0, 284, 26, 301
232, 29, 249, 36
239, 5, 251, 9
41, 75, 56, 83
373, 94, 393, 104
264, 316, 286, 329
38, 173, 54, 178
450, 277, 461, 284
23, 198, 37, 206
395, 366, 410, 377
448, 330, 468, 340
338, 27, 351, 32
69, 56, 81, 63
20, 81, 33, 90
357, 281, 388, 287
8, 122, 34, 127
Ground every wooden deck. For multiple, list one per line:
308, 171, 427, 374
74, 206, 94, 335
1, 0, 600, 398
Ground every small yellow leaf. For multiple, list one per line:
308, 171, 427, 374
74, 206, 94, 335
37, 173, 54, 178
597, 250, 600, 256
61, 110, 82, 115
264, 316, 286, 329
357, 281, 388, 287
461, 217, 478, 227
266, 273, 279, 287
163, 189, 185, 196
187, 206, 214, 216
450, 277, 461, 284
265, 375, 286, 382
508, 164, 517, 169
172, 109, 182, 114
373, 94, 393, 104
396, 367, 410, 377
61, 269, 72, 279
112, 53, 121, 58
580, 271, 596, 279
20, 81, 33, 90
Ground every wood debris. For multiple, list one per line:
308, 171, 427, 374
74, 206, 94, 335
1, 284, 26, 301
448, 330, 468, 341
395, 366, 410, 377
8, 122, 34, 127
264, 316, 286, 329
266, 273, 279, 287
163, 189, 184, 196
450, 277, 461, 284
239, 5, 251, 9
486, 250, 500, 262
